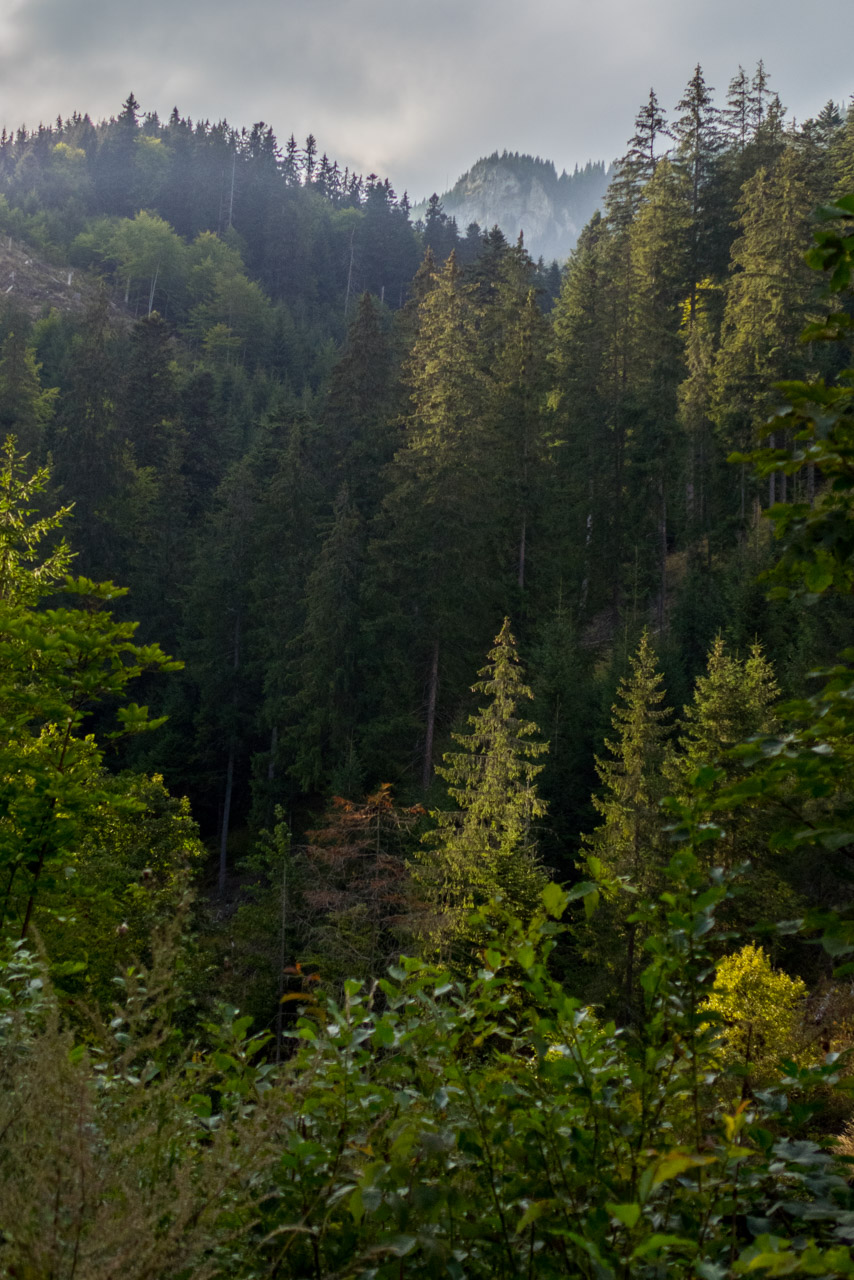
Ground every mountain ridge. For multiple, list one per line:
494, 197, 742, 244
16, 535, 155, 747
413, 152, 610, 261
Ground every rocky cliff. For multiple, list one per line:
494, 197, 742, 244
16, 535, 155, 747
414, 153, 609, 263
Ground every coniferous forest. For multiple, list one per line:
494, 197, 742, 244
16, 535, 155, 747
4, 64, 854, 1276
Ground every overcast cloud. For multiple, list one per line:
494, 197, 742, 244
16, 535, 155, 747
0, 0, 851, 199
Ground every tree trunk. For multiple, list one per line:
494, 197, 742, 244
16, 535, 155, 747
658, 480, 667, 632
517, 515, 526, 591
422, 639, 440, 793
218, 613, 241, 897
218, 746, 235, 898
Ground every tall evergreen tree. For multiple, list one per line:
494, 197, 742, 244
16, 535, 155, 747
286, 486, 365, 796
672, 64, 726, 296
713, 150, 820, 518
583, 631, 672, 1011
627, 158, 692, 623
0, 330, 57, 458
413, 618, 547, 966
319, 292, 399, 517
548, 214, 615, 617
365, 253, 499, 789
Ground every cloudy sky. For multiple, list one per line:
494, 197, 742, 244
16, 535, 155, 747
0, 0, 850, 199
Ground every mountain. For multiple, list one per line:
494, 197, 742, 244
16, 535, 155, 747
413, 153, 610, 262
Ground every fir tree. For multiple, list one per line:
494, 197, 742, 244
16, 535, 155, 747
365, 252, 498, 788
0, 331, 57, 458
672, 64, 725, 298
286, 486, 364, 796
673, 635, 778, 775
413, 618, 547, 966
713, 151, 820, 518
583, 631, 672, 1011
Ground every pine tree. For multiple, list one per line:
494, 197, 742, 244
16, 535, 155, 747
677, 281, 721, 541
673, 635, 778, 774
672, 64, 725, 298
724, 67, 752, 154
51, 293, 135, 581
548, 213, 616, 617
365, 253, 499, 789
186, 457, 260, 895
666, 636, 780, 880
490, 281, 550, 599
713, 150, 820, 519
286, 486, 364, 795
413, 618, 547, 965
583, 631, 672, 1010
606, 88, 671, 227
118, 313, 177, 470
628, 159, 692, 624
0, 331, 57, 458
320, 292, 398, 518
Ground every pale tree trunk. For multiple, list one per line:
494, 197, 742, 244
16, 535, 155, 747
422, 640, 440, 794
517, 516, 526, 591
219, 748, 235, 898
218, 613, 241, 897
657, 480, 667, 632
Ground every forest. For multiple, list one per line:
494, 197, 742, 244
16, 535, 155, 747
2, 62, 854, 1277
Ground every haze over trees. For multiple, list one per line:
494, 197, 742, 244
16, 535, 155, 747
1, 65, 854, 1276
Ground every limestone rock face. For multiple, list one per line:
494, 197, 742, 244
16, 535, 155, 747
414, 153, 609, 262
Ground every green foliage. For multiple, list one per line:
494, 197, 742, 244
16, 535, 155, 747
0, 436, 73, 605
0, 448, 180, 938
6, 839, 854, 1280
582, 630, 673, 1009
702, 943, 809, 1083
414, 619, 547, 965
35, 771, 204, 1008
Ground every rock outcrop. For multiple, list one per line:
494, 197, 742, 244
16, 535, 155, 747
414, 153, 609, 262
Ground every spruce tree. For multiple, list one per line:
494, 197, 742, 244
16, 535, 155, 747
672, 64, 725, 296
667, 636, 780, 882
414, 618, 547, 965
0, 331, 57, 458
713, 150, 820, 519
628, 158, 691, 623
548, 213, 615, 617
583, 631, 672, 1009
673, 635, 778, 775
320, 292, 398, 518
606, 88, 671, 227
364, 252, 499, 789
286, 486, 364, 796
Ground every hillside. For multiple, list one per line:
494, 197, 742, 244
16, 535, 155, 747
0, 232, 121, 321
414, 153, 609, 261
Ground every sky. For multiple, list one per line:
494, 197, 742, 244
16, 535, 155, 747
0, 0, 851, 200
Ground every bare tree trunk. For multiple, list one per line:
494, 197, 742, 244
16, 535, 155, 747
218, 613, 241, 898
344, 228, 356, 318
517, 516, 526, 591
422, 640, 440, 794
276, 857, 287, 1064
268, 724, 277, 782
147, 262, 160, 317
579, 511, 593, 614
228, 153, 236, 230
218, 747, 235, 898
658, 480, 667, 632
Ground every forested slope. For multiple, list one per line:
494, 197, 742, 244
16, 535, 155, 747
1, 70, 850, 860
3, 59, 854, 1279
